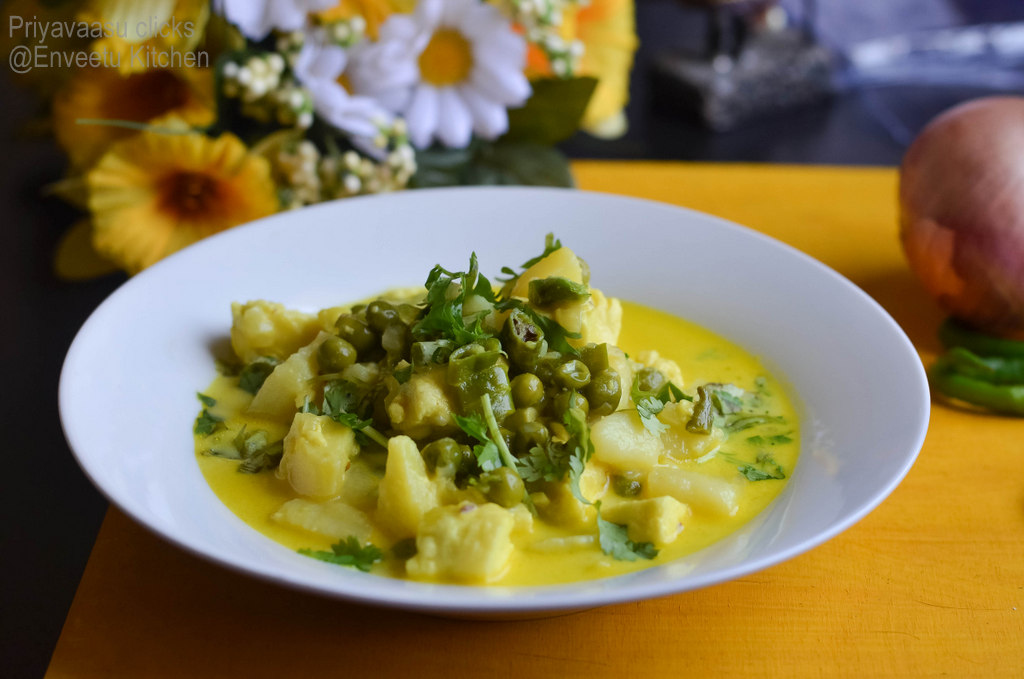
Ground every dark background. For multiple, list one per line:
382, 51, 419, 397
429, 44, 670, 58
4, 0, 1022, 675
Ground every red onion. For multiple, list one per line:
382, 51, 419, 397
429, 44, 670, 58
899, 96, 1024, 339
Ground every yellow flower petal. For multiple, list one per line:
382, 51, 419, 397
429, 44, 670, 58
53, 66, 214, 170
86, 129, 279, 274
54, 219, 120, 281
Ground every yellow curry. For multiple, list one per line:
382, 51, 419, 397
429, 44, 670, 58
194, 237, 799, 586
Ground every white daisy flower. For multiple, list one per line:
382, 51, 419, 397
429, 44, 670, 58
348, 0, 531, 149
217, 0, 337, 41
293, 41, 392, 140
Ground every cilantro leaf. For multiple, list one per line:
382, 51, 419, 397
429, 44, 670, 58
517, 443, 570, 483
631, 375, 671, 436
411, 253, 496, 345
497, 233, 563, 285
563, 407, 594, 505
298, 536, 384, 572
596, 505, 659, 562
722, 451, 787, 481
454, 412, 501, 472
194, 393, 224, 436
238, 357, 279, 394
723, 414, 787, 433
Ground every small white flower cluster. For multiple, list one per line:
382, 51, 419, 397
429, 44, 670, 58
498, 0, 584, 77
222, 54, 315, 129
274, 139, 322, 209
313, 15, 367, 48
320, 120, 417, 199
271, 121, 417, 209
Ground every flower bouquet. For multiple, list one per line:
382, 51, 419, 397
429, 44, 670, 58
7, 0, 637, 276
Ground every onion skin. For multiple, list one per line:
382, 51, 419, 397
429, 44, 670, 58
899, 96, 1024, 339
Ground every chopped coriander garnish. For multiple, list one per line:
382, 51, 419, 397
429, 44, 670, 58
238, 357, 279, 394
194, 393, 224, 436
596, 503, 659, 561
299, 536, 384, 572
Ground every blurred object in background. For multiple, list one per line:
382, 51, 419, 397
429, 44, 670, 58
649, 0, 1024, 138
651, 0, 834, 131
809, 0, 1024, 148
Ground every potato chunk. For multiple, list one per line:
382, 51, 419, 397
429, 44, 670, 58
406, 502, 515, 583
277, 412, 358, 498
577, 288, 623, 347
590, 410, 664, 473
376, 436, 438, 538
647, 466, 739, 516
231, 300, 320, 364
385, 367, 457, 440
509, 246, 585, 298
272, 498, 373, 542
247, 332, 330, 422
600, 497, 691, 546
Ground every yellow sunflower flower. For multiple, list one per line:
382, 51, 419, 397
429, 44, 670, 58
53, 66, 214, 170
526, 0, 638, 138
80, 0, 210, 75
86, 129, 279, 273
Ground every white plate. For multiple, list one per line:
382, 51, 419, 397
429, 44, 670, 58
59, 187, 929, 615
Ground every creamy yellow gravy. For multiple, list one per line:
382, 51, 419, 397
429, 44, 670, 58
196, 301, 799, 586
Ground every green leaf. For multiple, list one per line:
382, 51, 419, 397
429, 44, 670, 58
194, 405, 224, 437
504, 77, 599, 145
298, 536, 384, 572
238, 357, 279, 394
722, 451, 787, 482
596, 505, 659, 562
631, 375, 669, 436
454, 413, 501, 472
197, 392, 217, 408
468, 142, 575, 188
409, 145, 477, 188
411, 254, 495, 345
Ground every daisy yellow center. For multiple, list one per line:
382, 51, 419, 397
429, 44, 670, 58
159, 171, 223, 219
336, 72, 354, 94
418, 29, 473, 86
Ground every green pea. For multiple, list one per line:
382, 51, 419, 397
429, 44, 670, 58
381, 323, 410, 361
511, 373, 545, 408
636, 367, 666, 393
317, 336, 357, 373
504, 406, 539, 431
366, 300, 400, 333
480, 467, 525, 508
335, 315, 377, 355
552, 390, 588, 418
421, 438, 474, 478
585, 368, 621, 416
580, 343, 610, 373
555, 359, 591, 390
535, 352, 564, 385
513, 420, 550, 456
613, 471, 643, 497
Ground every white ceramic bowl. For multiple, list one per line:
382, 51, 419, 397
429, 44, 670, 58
59, 187, 929, 615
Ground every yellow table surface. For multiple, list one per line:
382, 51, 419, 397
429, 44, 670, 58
47, 162, 1024, 677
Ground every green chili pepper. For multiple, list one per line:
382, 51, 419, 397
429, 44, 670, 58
930, 356, 1024, 416
944, 347, 1024, 385
686, 385, 715, 434
502, 309, 546, 372
527, 276, 590, 308
938, 318, 1024, 358
447, 344, 514, 421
